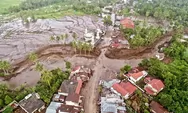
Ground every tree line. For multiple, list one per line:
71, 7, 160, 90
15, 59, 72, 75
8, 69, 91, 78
139, 32, 188, 113
135, 0, 188, 27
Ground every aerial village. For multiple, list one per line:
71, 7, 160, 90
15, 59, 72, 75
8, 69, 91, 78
1, 0, 187, 113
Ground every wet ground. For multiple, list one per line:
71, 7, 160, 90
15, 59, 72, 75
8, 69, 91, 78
0, 16, 104, 62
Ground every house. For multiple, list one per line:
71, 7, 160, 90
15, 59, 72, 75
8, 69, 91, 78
46, 102, 83, 113
58, 80, 78, 96
83, 28, 104, 46
144, 79, 165, 95
19, 93, 45, 113
65, 93, 83, 107
100, 94, 126, 113
150, 101, 169, 113
111, 82, 137, 99
57, 104, 83, 113
70, 66, 93, 82
126, 71, 148, 83
46, 102, 62, 113
52, 94, 66, 103
120, 18, 135, 29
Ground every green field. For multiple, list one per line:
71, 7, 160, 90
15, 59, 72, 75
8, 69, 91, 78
0, 0, 21, 13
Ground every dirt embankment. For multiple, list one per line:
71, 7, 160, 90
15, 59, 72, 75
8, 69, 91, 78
4, 44, 101, 80
105, 31, 175, 59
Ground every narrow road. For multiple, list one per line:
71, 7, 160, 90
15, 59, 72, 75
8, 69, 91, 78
83, 49, 106, 113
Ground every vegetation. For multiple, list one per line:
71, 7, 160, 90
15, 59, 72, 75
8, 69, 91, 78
35, 68, 69, 104
0, 60, 11, 76
71, 41, 93, 55
121, 25, 163, 47
0, 84, 33, 108
120, 65, 131, 74
139, 33, 188, 112
103, 16, 112, 26
135, 0, 188, 27
2, 106, 13, 113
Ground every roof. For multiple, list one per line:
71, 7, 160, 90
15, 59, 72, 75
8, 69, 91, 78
100, 96, 126, 113
119, 82, 137, 95
146, 79, 164, 95
58, 80, 78, 94
71, 66, 81, 73
112, 82, 137, 96
150, 101, 169, 113
66, 93, 80, 103
75, 80, 83, 94
19, 93, 45, 113
112, 83, 128, 96
127, 71, 146, 80
111, 43, 120, 48
57, 104, 82, 113
120, 18, 134, 29
46, 102, 62, 113
53, 94, 66, 102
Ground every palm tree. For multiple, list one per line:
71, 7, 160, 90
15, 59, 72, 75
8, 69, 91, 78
41, 70, 52, 88
77, 41, 83, 54
65, 33, 68, 39
0, 60, 11, 75
71, 41, 77, 54
50, 36, 55, 41
35, 62, 44, 72
88, 43, 93, 55
72, 32, 77, 39
61, 35, 65, 44
83, 43, 88, 55
28, 53, 38, 63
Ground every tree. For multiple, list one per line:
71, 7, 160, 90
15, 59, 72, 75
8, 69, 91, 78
0, 99, 4, 108
35, 62, 44, 72
0, 61, 11, 75
72, 32, 77, 39
65, 33, 68, 39
103, 16, 112, 26
83, 43, 88, 55
65, 61, 71, 69
4, 95, 12, 105
41, 70, 53, 88
2, 106, 13, 113
71, 41, 77, 53
28, 53, 37, 62
50, 36, 55, 41
77, 41, 83, 54
120, 65, 131, 73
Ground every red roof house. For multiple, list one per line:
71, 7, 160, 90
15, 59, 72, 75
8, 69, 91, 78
75, 80, 83, 94
71, 66, 81, 74
144, 79, 164, 95
120, 18, 135, 29
111, 82, 137, 99
126, 71, 148, 82
150, 101, 169, 113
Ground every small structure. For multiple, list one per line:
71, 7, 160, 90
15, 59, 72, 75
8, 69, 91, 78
70, 66, 93, 82
46, 102, 61, 113
84, 28, 104, 47
126, 71, 148, 83
52, 94, 66, 103
100, 94, 126, 113
120, 18, 135, 29
150, 101, 169, 113
111, 82, 137, 99
57, 104, 83, 113
144, 79, 165, 95
65, 93, 82, 107
19, 93, 45, 113
58, 80, 78, 96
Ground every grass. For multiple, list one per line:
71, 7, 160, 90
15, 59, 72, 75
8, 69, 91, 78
0, 0, 21, 14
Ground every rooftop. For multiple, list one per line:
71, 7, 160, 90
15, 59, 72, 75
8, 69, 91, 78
112, 82, 137, 96
120, 18, 135, 29
126, 71, 147, 80
19, 93, 45, 113
150, 101, 169, 113
145, 79, 164, 95
66, 93, 80, 103
58, 80, 78, 95
57, 104, 82, 113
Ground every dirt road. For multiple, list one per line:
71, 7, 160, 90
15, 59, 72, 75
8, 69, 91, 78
83, 49, 142, 113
